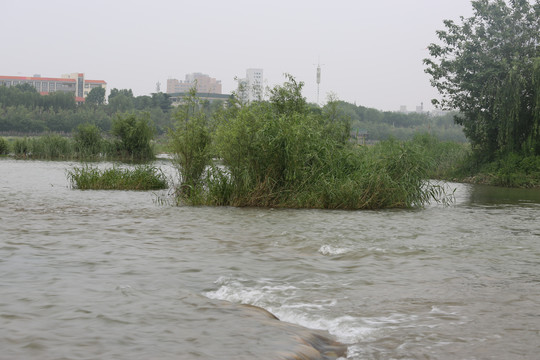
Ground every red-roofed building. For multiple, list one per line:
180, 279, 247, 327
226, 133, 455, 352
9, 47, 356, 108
0, 73, 107, 103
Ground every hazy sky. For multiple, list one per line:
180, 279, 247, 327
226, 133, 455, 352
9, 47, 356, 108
2, 0, 475, 111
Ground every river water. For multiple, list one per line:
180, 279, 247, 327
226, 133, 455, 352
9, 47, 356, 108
1, 159, 539, 360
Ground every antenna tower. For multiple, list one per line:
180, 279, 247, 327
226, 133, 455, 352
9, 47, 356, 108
315, 58, 324, 104
156, 81, 161, 93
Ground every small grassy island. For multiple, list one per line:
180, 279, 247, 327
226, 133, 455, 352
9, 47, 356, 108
67, 165, 167, 191
168, 78, 452, 209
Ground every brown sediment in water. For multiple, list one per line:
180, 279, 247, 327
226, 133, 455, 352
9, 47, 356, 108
234, 303, 348, 360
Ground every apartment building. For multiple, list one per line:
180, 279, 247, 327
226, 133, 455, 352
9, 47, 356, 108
237, 68, 264, 103
0, 73, 107, 102
166, 73, 222, 94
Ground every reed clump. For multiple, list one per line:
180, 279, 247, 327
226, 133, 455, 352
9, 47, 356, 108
0, 136, 9, 155
169, 75, 449, 209
67, 165, 168, 190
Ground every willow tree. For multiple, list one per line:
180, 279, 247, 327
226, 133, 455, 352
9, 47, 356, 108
424, 0, 540, 159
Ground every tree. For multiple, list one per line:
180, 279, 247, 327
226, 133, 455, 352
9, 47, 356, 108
14, 83, 38, 94
111, 112, 154, 159
86, 87, 106, 106
151, 92, 172, 112
108, 93, 134, 114
108, 88, 134, 103
134, 95, 153, 110
269, 73, 307, 116
424, 0, 540, 158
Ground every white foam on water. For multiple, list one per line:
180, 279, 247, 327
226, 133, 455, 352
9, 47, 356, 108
318, 244, 350, 256
205, 277, 297, 305
204, 277, 375, 346
269, 308, 375, 344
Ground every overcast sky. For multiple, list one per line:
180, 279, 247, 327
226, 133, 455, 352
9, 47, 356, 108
2, 0, 475, 111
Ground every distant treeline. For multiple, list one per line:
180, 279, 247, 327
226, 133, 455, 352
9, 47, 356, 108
332, 101, 467, 143
0, 84, 174, 134
0, 83, 466, 142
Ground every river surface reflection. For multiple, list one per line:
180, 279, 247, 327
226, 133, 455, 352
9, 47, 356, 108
1, 159, 539, 359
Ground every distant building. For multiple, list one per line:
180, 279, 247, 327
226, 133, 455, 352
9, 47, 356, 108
166, 73, 222, 94
0, 73, 106, 103
62, 73, 107, 99
237, 68, 264, 103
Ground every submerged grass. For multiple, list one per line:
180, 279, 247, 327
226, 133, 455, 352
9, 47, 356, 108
67, 165, 168, 190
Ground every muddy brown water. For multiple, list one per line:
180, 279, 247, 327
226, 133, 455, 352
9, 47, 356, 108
1, 159, 539, 359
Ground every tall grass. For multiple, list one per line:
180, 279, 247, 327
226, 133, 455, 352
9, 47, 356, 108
12, 134, 74, 159
67, 165, 168, 190
409, 133, 471, 179
0, 137, 9, 155
202, 138, 447, 209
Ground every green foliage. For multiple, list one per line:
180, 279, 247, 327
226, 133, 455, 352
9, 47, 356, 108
151, 92, 172, 113
73, 123, 103, 157
0, 137, 9, 155
409, 133, 540, 188
13, 137, 30, 156
322, 94, 352, 144
269, 73, 307, 115
473, 152, 540, 188
12, 134, 74, 159
424, 0, 540, 159
0, 84, 76, 111
168, 88, 212, 195
329, 100, 467, 143
67, 165, 168, 190
107, 93, 134, 114
108, 88, 134, 103
111, 113, 154, 160
172, 76, 447, 209
409, 133, 471, 179
85, 87, 106, 106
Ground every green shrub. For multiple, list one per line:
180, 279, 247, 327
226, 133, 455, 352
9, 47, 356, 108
111, 113, 154, 160
74, 123, 103, 157
488, 153, 540, 188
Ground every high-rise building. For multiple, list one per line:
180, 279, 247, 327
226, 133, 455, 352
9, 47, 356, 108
0, 73, 106, 103
166, 73, 222, 94
237, 68, 264, 103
